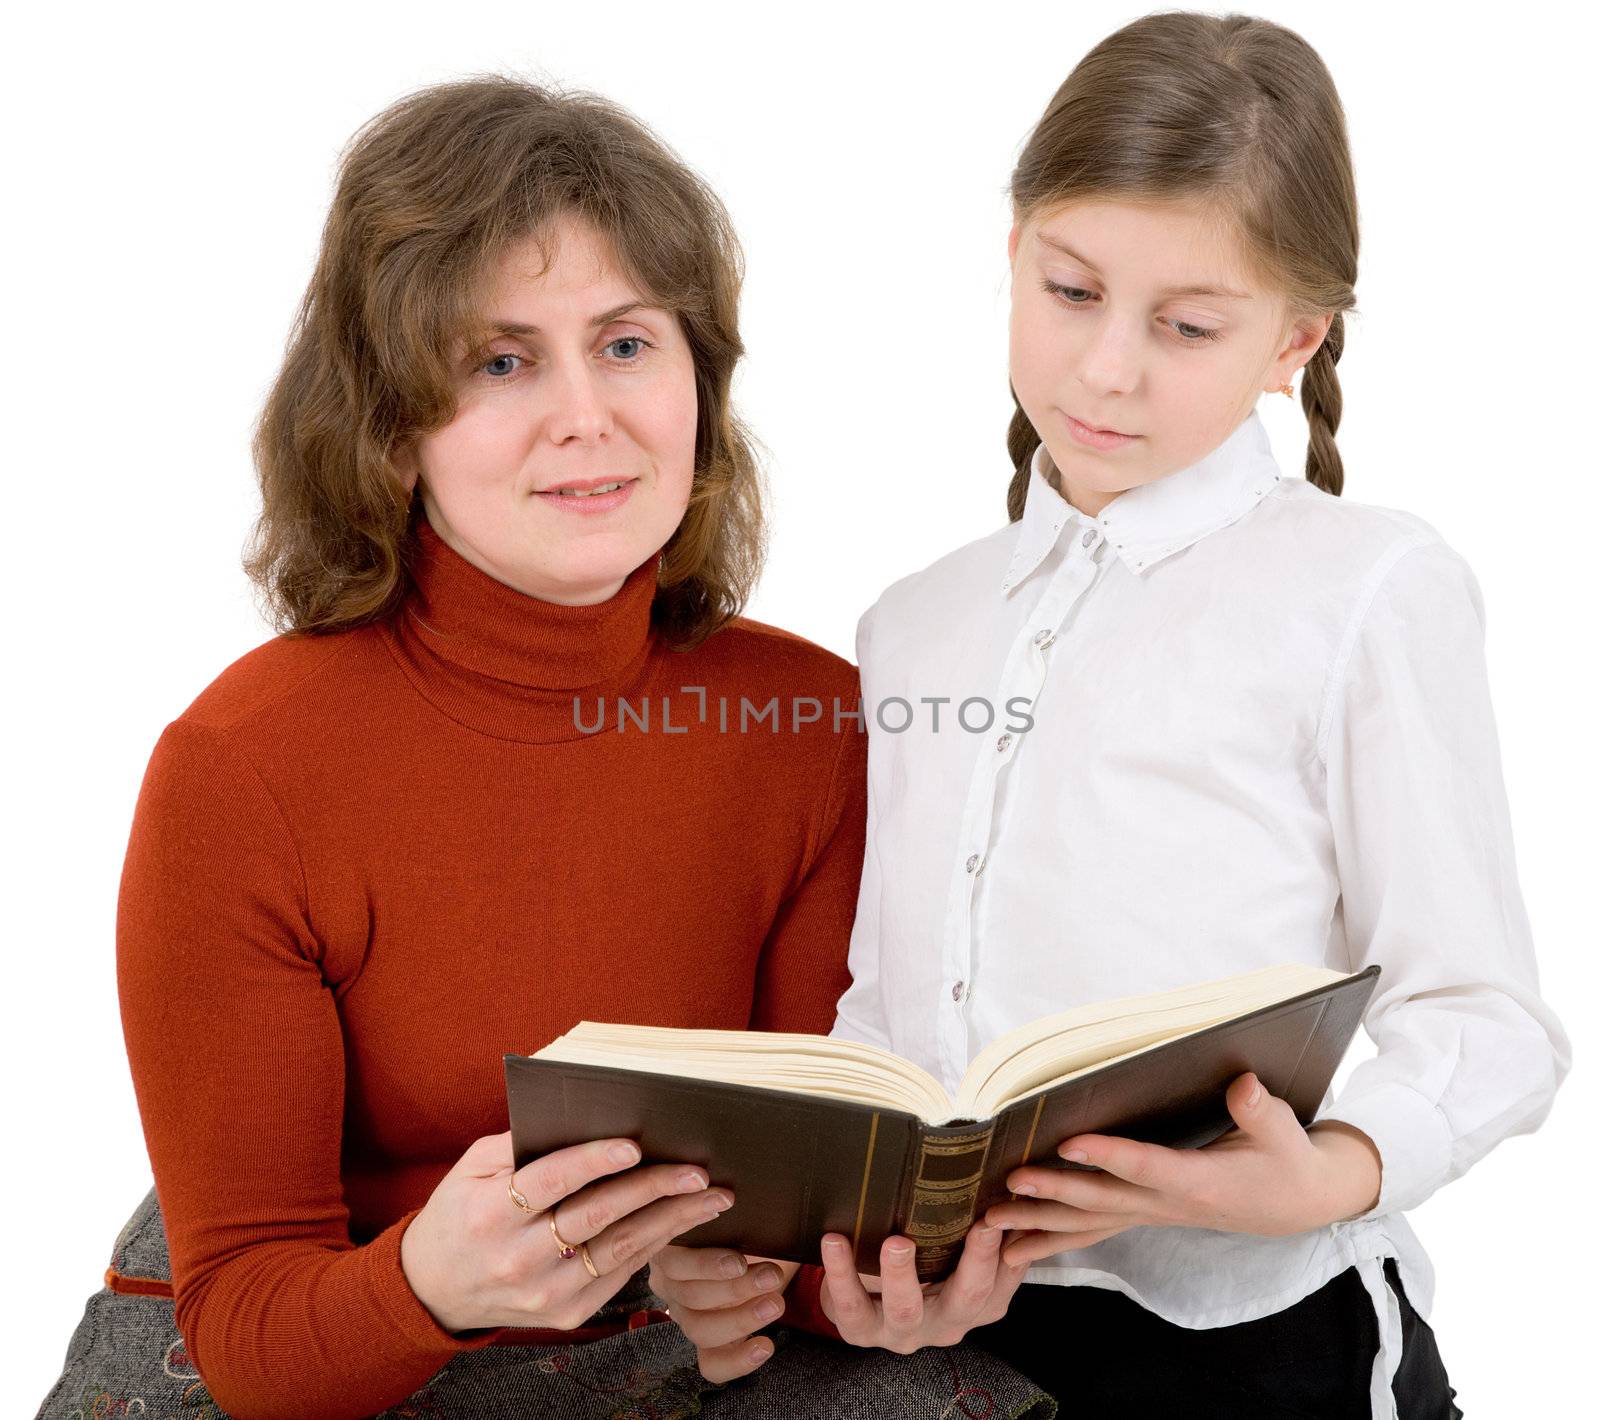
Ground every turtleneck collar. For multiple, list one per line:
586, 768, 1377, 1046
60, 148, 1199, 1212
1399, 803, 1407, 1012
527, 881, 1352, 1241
379, 516, 662, 744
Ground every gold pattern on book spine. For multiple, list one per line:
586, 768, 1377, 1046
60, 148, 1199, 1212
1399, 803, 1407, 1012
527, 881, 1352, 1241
905, 1126, 995, 1281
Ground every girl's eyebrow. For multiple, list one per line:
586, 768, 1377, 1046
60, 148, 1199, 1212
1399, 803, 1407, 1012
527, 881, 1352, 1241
481, 300, 662, 336
1035, 231, 1251, 301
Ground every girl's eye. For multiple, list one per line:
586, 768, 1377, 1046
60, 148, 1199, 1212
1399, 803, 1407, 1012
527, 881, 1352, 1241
1039, 279, 1222, 344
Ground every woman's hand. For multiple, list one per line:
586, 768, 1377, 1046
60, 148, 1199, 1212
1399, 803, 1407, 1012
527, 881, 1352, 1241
400, 1130, 732, 1334
984, 1072, 1384, 1269
649, 1243, 800, 1381
817, 1223, 1032, 1353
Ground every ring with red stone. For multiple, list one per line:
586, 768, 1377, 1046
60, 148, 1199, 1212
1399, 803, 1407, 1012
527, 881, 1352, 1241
548, 1212, 580, 1260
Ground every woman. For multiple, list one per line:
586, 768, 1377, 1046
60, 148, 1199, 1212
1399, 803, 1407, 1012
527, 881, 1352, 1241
33, 76, 1055, 1420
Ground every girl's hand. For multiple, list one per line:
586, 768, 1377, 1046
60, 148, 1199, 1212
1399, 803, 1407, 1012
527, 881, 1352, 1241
400, 1130, 732, 1334
985, 1073, 1383, 1268
817, 1223, 1032, 1353
649, 1244, 800, 1381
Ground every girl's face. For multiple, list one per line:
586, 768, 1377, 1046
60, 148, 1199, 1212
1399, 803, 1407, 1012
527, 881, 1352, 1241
1007, 197, 1331, 517
396, 213, 699, 605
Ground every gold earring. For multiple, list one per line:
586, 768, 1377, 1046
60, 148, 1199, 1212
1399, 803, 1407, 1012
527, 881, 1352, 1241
1278, 380, 1294, 397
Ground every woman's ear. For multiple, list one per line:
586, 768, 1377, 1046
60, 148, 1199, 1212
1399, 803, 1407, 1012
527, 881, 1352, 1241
393, 441, 420, 495
1007, 221, 1022, 267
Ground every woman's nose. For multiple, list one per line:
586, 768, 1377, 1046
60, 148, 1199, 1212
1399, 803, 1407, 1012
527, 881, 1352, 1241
544, 358, 614, 445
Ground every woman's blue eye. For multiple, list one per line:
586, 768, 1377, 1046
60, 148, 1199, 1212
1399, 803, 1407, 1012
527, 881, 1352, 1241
482, 353, 521, 378
607, 336, 648, 360
1039, 279, 1221, 344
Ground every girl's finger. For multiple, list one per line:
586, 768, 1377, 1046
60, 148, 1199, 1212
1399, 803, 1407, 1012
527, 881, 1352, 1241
1004, 1166, 1147, 1214
818, 1234, 877, 1335
984, 1198, 1136, 1234
1001, 1224, 1128, 1267
672, 1285, 787, 1349
656, 1261, 786, 1311
695, 1334, 777, 1384
876, 1235, 925, 1341
931, 1222, 1004, 1321
651, 1244, 750, 1283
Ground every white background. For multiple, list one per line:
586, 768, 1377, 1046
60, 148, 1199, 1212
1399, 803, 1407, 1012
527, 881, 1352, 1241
8, 1, 1595, 1411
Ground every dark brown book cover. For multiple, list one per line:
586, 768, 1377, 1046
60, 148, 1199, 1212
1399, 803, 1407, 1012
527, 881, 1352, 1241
504, 964, 1379, 1282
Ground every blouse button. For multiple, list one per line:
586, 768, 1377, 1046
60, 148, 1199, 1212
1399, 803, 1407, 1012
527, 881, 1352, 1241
996, 733, 1013, 753
1081, 530, 1095, 547
965, 853, 981, 874
951, 981, 966, 1003
1032, 628, 1055, 649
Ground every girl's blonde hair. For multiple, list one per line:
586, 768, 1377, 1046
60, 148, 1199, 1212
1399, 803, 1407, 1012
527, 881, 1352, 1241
1006, 10, 1357, 520
245, 74, 763, 649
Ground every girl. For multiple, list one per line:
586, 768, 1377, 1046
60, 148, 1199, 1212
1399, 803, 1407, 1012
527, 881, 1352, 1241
653, 11, 1569, 1417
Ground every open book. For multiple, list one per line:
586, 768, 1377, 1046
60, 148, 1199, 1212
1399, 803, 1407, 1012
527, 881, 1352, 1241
505, 962, 1379, 1281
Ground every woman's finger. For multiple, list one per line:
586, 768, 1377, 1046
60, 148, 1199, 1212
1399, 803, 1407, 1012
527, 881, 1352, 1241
551, 1162, 711, 1244
694, 1334, 777, 1384
506, 1137, 648, 1213
583, 1187, 734, 1276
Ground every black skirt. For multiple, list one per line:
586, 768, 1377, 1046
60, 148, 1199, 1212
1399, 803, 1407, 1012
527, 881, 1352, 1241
964, 1259, 1462, 1418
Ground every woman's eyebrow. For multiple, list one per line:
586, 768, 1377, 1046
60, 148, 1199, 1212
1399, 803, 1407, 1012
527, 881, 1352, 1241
483, 300, 662, 335
1035, 231, 1251, 301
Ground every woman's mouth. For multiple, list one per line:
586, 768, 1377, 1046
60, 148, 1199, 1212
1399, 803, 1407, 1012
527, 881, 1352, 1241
534, 477, 638, 513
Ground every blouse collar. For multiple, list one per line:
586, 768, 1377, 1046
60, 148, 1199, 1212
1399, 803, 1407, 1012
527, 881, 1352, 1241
1002, 407, 1284, 596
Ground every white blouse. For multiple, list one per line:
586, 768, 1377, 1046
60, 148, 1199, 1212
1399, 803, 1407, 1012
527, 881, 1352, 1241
829, 407, 1569, 1418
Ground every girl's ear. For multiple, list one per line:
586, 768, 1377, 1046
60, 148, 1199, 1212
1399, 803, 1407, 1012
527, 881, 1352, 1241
1007, 221, 1022, 266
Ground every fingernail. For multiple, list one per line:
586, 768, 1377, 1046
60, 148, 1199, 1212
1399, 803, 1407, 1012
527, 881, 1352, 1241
676, 1170, 708, 1192
749, 1338, 773, 1363
1247, 1077, 1263, 1106
822, 1236, 846, 1254
887, 1243, 912, 1260
700, 1191, 733, 1217
973, 1225, 999, 1243
1013, 1182, 1038, 1196
755, 1296, 783, 1322
1063, 1149, 1089, 1163
754, 1265, 782, 1291
610, 1142, 640, 1165
719, 1253, 747, 1279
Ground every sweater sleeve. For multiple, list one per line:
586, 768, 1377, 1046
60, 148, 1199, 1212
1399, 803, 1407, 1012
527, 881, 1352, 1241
116, 719, 501, 1420
1314, 538, 1571, 1219
744, 673, 867, 1035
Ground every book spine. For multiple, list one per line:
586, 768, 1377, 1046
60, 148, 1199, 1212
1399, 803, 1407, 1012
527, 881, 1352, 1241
899, 1121, 999, 1283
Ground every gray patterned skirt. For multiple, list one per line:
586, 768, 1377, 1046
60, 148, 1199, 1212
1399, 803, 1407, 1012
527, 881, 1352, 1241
34, 1188, 1056, 1419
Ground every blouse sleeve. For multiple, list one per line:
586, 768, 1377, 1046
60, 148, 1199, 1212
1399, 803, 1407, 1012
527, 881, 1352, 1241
116, 719, 499, 1420
827, 603, 897, 1052
1314, 536, 1571, 1220
744, 667, 867, 1034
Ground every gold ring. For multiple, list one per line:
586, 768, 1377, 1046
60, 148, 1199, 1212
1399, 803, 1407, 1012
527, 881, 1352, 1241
507, 1180, 537, 1214
578, 1241, 600, 1279
549, 1213, 580, 1261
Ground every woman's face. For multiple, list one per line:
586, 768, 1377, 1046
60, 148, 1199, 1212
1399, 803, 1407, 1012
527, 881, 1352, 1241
1007, 197, 1331, 517
397, 213, 699, 605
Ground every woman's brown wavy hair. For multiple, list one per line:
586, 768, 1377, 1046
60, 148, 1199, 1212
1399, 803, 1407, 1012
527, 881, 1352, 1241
1005, 10, 1358, 521
244, 73, 764, 649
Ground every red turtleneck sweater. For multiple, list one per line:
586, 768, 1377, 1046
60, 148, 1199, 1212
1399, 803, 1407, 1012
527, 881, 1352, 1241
115, 518, 864, 1419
